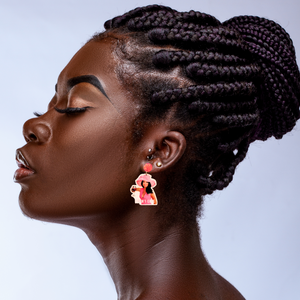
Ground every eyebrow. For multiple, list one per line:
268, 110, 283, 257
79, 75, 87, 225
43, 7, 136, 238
55, 75, 110, 101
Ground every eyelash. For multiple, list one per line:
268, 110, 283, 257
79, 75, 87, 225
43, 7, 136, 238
33, 111, 43, 117
54, 106, 92, 115
33, 106, 92, 117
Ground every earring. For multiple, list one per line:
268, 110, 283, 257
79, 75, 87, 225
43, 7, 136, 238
147, 149, 153, 160
156, 162, 162, 167
130, 163, 158, 206
147, 154, 154, 160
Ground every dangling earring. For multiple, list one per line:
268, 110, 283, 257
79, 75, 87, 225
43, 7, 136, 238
130, 163, 158, 206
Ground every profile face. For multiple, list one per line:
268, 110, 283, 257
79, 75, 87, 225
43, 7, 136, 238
15, 39, 141, 224
142, 181, 149, 187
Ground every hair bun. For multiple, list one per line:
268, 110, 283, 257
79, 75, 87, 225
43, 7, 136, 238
223, 16, 300, 141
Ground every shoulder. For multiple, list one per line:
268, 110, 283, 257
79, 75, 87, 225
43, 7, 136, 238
214, 270, 246, 300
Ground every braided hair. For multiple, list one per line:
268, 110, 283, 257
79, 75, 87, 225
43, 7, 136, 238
92, 5, 300, 221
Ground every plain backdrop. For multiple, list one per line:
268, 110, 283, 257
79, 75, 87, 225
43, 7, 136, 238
1, 0, 299, 299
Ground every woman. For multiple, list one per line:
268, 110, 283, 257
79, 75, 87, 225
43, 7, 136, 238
14, 5, 299, 300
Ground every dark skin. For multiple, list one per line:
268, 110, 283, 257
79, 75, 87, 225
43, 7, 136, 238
15, 39, 245, 300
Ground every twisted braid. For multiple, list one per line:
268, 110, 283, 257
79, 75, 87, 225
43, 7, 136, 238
97, 5, 300, 213
148, 27, 245, 50
152, 82, 257, 104
224, 16, 300, 140
105, 5, 220, 30
153, 50, 248, 65
213, 113, 259, 127
223, 16, 295, 56
185, 62, 260, 81
104, 5, 173, 29
198, 140, 249, 193
188, 98, 258, 114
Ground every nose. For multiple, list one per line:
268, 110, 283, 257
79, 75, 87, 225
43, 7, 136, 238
23, 118, 51, 143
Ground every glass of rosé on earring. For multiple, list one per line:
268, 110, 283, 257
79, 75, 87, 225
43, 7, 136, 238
130, 163, 158, 205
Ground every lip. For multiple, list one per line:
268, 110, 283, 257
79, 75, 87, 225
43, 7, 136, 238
14, 149, 35, 182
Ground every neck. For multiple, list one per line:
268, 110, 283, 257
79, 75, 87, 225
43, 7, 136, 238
82, 207, 220, 300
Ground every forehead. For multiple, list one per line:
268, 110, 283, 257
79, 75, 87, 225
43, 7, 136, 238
58, 39, 133, 116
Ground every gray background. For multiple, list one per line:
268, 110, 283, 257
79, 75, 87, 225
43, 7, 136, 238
1, 0, 299, 299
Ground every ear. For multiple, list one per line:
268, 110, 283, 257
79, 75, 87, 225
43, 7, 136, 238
140, 129, 186, 173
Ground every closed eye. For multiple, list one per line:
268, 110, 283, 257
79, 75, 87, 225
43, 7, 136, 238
54, 106, 93, 115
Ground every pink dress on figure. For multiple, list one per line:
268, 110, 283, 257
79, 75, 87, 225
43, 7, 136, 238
139, 189, 152, 205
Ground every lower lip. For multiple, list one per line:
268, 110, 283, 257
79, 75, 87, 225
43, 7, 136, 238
14, 167, 35, 182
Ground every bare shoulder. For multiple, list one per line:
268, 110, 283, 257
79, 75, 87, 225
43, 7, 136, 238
135, 270, 245, 300
135, 289, 210, 300
214, 271, 246, 300
135, 281, 245, 300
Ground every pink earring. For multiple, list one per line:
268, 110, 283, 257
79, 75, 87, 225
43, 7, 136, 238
130, 163, 158, 205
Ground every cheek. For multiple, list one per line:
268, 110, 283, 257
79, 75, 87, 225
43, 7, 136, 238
19, 112, 135, 221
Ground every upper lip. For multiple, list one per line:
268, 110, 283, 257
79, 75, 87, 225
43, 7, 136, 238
16, 149, 35, 171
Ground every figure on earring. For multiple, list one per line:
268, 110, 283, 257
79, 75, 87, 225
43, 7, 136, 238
130, 163, 158, 205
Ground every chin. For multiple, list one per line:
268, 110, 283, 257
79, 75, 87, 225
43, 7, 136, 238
19, 193, 47, 221
18, 190, 60, 223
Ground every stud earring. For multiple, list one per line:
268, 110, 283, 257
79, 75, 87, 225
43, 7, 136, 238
156, 162, 162, 167
130, 163, 158, 206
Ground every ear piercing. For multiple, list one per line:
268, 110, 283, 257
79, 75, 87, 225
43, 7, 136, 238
147, 148, 153, 160
146, 149, 162, 167
147, 154, 154, 160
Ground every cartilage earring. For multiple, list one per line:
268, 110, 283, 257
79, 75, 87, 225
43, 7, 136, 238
130, 163, 158, 206
147, 149, 153, 160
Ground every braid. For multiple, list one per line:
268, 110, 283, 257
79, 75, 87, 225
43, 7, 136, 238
224, 16, 300, 140
105, 5, 220, 31
198, 139, 249, 193
153, 50, 248, 66
218, 133, 250, 152
104, 5, 174, 29
213, 113, 259, 127
152, 82, 256, 104
148, 27, 245, 50
96, 5, 300, 212
223, 16, 295, 56
188, 99, 258, 114
185, 62, 260, 81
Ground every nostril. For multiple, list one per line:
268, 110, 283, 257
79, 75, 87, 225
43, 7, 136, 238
24, 132, 38, 143
23, 119, 51, 144
28, 133, 38, 142
23, 126, 39, 143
